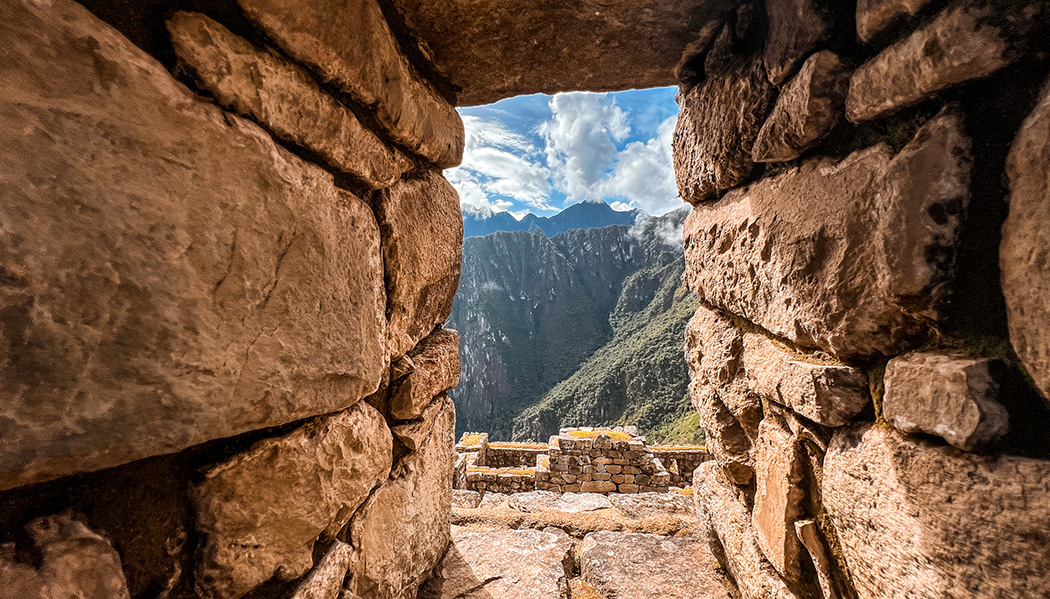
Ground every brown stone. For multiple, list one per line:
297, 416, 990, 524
823, 424, 1050, 599
349, 395, 454, 599
393, 0, 735, 106
289, 542, 355, 599
376, 172, 464, 359
193, 402, 392, 599
793, 520, 844, 599
753, 51, 850, 163
693, 463, 800, 599
684, 109, 971, 360
763, 0, 831, 85
673, 35, 777, 204
691, 385, 755, 485
846, 1, 1032, 123
237, 0, 463, 167
751, 420, 806, 583
389, 329, 461, 420
580, 481, 617, 494
0, 516, 130, 599
167, 12, 410, 189
856, 0, 937, 42
1002, 76, 1050, 401
392, 393, 452, 451
451, 489, 482, 509
579, 531, 732, 599
0, 0, 386, 491
883, 352, 1008, 450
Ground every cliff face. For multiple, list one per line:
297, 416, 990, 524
449, 209, 701, 443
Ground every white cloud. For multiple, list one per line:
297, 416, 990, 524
540, 93, 630, 201
609, 201, 635, 212
597, 115, 681, 215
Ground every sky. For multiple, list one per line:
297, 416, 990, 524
445, 86, 683, 219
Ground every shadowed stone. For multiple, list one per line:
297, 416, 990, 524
289, 542, 355, 599
0, 0, 386, 492
883, 352, 1008, 450
237, 0, 464, 167
392, 393, 452, 451
751, 420, 806, 583
763, 0, 831, 85
824, 424, 1050, 599
389, 329, 461, 420
193, 403, 392, 599
794, 520, 844, 599
856, 0, 936, 42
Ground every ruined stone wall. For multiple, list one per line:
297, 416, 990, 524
0, 1, 463, 598
674, 1, 1050, 598
649, 447, 710, 487
535, 428, 672, 494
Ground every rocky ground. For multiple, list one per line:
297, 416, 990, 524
421, 490, 734, 599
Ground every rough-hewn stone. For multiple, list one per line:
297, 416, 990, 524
167, 12, 410, 189
883, 352, 1008, 450
763, 0, 831, 85
753, 51, 849, 162
237, 0, 464, 167
793, 520, 843, 599
392, 393, 452, 451
824, 425, 1050, 599
1002, 76, 1050, 401
451, 489, 482, 509
684, 109, 971, 360
673, 33, 777, 203
420, 527, 574, 599
376, 172, 464, 359
393, 0, 736, 106
751, 420, 806, 583
349, 395, 454, 599
691, 385, 756, 485
856, 0, 937, 42
694, 463, 800, 599
579, 531, 732, 599
193, 402, 392, 599
847, 1, 1022, 123
607, 492, 696, 520
389, 329, 461, 420
0, 516, 130, 599
289, 542, 355, 599
0, 0, 386, 491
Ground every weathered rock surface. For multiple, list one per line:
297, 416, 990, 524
1002, 76, 1050, 401
751, 420, 806, 583
349, 395, 454, 599
0, 0, 386, 491
674, 35, 777, 203
794, 520, 844, 599
167, 12, 410, 189
607, 492, 696, 519
753, 51, 850, 162
857, 0, 936, 42
289, 542, 354, 599
691, 385, 756, 485
694, 463, 800, 599
193, 402, 391, 599
376, 172, 464, 360
763, 0, 831, 85
389, 329, 461, 420
554, 493, 613, 513
452, 489, 482, 509
420, 528, 574, 599
237, 0, 463, 167
392, 0, 736, 106
684, 109, 971, 360
0, 516, 130, 599
579, 531, 732, 599
392, 393, 451, 451
883, 352, 1008, 450
847, 1, 1026, 123
505, 490, 560, 513
824, 424, 1050, 599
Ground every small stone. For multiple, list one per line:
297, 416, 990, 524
618, 483, 639, 493
883, 352, 1008, 450
763, 0, 831, 85
751, 420, 807, 583
451, 490, 482, 509
289, 542, 354, 599
753, 51, 850, 162
580, 481, 617, 494
579, 531, 732, 599
856, 0, 937, 42
376, 171, 464, 360
391, 393, 452, 451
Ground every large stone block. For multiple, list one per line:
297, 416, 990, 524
389, 329, 460, 420
349, 395, 455, 599
763, 0, 831, 86
0, 516, 130, 599
856, 0, 936, 42
289, 542, 355, 599
193, 402, 392, 599
1002, 76, 1050, 401
392, 0, 736, 106
693, 463, 800, 599
0, 0, 386, 491
167, 12, 410, 189
376, 171, 463, 360
237, 0, 464, 168
883, 352, 1008, 450
684, 109, 971, 360
690, 383, 755, 486
673, 30, 777, 204
751, 420, 806, 583
823, 425, 1050, 599
579, 531, 732, 599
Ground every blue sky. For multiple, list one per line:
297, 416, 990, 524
445, 87, 683, 218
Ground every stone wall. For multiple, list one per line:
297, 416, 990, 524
650, 446, 710, 487
675, 1, 1050, 598
0, 0, 463, 598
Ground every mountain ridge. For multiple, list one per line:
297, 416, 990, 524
463, 200, 644, 238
